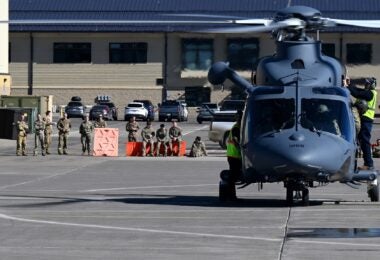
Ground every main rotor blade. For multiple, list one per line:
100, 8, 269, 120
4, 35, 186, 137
2, 19, 230, 25
200, 18, 304, 33
162, 13, 250, 20
327, 18, 380, 28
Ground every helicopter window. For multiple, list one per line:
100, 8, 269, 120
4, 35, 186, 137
252, 99, 295, 137
227, 38, 259, 70
346, 43, 372, 65
301, 99, 352, 141
182, 39, 213, 70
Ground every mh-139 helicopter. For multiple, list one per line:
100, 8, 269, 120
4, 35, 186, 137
205, 5, 380, 204
3, 4, 379, 205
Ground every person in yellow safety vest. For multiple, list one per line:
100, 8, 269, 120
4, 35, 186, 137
226, 110, 243, 187
345, 77, 377, 170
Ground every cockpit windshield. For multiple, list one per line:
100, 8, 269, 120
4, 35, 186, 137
300, 98, 352, 141
252, 99, 295, 137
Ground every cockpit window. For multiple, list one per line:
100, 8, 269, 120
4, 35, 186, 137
252, 99, 295, 137
301, 99, 352, 141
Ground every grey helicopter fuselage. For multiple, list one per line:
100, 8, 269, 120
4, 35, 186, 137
209, 39, 357, 184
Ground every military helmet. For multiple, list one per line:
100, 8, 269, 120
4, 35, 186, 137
355, 99, 369, 114
365, 77, 377, 89
317, 104, 329, 113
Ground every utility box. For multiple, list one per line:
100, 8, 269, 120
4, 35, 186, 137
0, 95, 53, 116
0, 107, 37, 140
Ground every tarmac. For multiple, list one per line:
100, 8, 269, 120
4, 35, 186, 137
0, 117, 379, 259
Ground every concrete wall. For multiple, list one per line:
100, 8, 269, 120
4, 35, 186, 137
0, 0, 8, 74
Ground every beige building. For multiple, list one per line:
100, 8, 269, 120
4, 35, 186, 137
7, 0, 380, 111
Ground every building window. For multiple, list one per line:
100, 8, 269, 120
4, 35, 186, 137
109, 42, 147, 63
227, 38, 259, 70
53, 43, 91, 63
346, 43, 372, 64
322, 43, 335, 58
182, 39, 213, 70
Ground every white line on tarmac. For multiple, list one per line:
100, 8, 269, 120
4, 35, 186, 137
182, 125, 208, 136
84, 183, 217, 192
0, 161, 103, 191
0, 213, 281, 242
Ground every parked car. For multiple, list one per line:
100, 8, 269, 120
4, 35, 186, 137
89, 105, 113, 120
65, 101, 85, 118
196, 102, 219, 124
158, 100, 185, 122
133, 99, 155, 121
95, 95, 118, 120
124, 102, 148, 121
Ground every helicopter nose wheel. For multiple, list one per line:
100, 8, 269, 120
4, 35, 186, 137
367, 179, 379, 202
285, 181, 309, 206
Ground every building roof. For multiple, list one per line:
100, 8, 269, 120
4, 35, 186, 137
9, 0, 380, 32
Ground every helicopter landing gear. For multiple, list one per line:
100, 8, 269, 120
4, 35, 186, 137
285, 181, 309, 206
219, 170, 237, 202
367, 179, 379, 202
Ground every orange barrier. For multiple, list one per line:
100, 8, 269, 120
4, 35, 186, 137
93, 128, 119, 156
126, 141, 186, 156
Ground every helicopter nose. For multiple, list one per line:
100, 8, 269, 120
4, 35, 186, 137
251, 131, 350, 177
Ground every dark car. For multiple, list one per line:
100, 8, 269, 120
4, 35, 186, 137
158, 100, 185, 122
134, 99, 155, 121
89, 105, 112, 120
65, 101, 85, 118
196, 102, 219, 124
97, 101, 118, 120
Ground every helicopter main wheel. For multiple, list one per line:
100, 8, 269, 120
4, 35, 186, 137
368, 181, 379, 202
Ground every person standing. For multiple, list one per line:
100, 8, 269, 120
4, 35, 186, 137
126, 116, 139, 142
44, 110, 54, 155
79, 114, 94, 155
33, 114, 46, 156
57, 112, 71, 155
94, 114, 107, 128
16, 114, 29, 156
141, 121, 155, 156
227, 110, 243, 183
345, 77, 377, 170
156, 124, 168, 156
189, 136, 208, 157
168, 121, 182, 156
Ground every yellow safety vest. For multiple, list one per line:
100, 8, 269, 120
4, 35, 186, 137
363, 89, 377, 120
226, 123, 241, 159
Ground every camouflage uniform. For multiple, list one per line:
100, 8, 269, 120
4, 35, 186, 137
79, 120, 94, 155
141, 124, 155, 156
34, 117, 46, 156
168, 125, 182, 156
16, 118, 28, 156
57, 117, 71, 155
189, 139, 208, 157
94, 117, 107, 128
156, 126, 168, 156
44, 116, 54, 154
126, 121, 140, 142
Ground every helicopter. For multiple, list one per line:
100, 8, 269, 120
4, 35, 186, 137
205, 5, 380, 204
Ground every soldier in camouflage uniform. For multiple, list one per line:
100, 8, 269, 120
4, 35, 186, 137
44, 110, 54, 155
94, 114, 107, 128
16, 114, 29, 156
126, 116, 139, 142
79, 114, 94, 155
57, 113, 72, 155
156, 124, 168, 156
189, 136, 208, 157
141, 121, 155, 156
34, 114, 46, 156
168, 121, 182, 156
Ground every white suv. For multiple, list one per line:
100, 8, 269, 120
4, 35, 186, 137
124, 102, 148, 121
